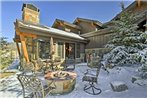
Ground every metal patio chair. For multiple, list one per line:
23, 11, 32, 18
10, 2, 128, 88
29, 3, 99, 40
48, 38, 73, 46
17, 74, 56, 98
21, 61, 35, 74
82, 58, 102, 95
63, 59, 75, 71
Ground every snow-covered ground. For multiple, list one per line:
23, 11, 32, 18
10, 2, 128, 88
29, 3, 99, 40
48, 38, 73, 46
0, 63, 147, 98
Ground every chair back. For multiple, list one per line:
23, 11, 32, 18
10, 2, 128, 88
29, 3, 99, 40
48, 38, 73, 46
96, 62, 102, 77
64, 59, 75, 71
22, 62, 35, 73
17, 74, 44, 98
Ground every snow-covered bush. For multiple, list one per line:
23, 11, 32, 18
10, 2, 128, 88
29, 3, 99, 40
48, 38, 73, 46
103, 12, 147, 66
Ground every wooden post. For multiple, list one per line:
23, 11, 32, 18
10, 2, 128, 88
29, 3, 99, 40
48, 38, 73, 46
20, 34, 30, 63
36, 40, 39, 60
16, 42, 21, 57
137, 0, 141, 7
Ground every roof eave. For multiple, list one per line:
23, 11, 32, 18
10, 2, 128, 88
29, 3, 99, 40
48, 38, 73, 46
15, 20, 87, 43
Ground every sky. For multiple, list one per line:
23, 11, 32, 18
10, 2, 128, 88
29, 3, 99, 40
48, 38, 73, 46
1, 0, 134, 42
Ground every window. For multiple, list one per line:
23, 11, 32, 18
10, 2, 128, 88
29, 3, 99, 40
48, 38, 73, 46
58, 42, 64, 59
39, 40, 50, 59
76, 43, 80, 58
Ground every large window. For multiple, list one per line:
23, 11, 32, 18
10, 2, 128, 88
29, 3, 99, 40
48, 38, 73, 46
58, 42, 64, 59
26, 37, 37, 60
39, 40, 50, 59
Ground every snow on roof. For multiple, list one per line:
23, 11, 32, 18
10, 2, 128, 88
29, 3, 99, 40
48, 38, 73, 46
18, 20, 86, 40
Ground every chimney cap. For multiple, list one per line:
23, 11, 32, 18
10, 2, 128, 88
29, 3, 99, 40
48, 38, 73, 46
22, 3, 40, 12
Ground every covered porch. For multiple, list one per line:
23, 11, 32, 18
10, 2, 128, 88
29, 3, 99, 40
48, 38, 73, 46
13, 20, 87, 68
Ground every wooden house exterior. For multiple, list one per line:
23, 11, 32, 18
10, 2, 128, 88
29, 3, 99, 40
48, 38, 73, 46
83, 1, 147, 49
14, 4, 87, 64
52, 19, 81, 34
14, 1, 147, 64
73, 18, 103, 34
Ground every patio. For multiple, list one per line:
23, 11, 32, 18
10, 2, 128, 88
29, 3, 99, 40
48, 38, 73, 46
0, 63, 147, 98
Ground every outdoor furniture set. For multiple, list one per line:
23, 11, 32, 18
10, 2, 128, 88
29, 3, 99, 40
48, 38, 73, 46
17, 56, 102, 98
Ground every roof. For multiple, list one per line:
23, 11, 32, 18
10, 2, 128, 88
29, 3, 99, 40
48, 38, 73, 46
15, 20, 87, 42
22, 3, 40, 12
104, 1, 147, 26
111, 1, 137, 21
52, 19, 81, 30
111, 1, 147, 21
73, 17, 103, 27
81, 27, 112, 38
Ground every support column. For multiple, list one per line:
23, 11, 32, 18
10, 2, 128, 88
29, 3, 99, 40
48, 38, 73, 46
75, 43, 77, 59
20, 34, 30, 63
36, 40, 39, 60
16, 42, 21, 57
137, 0, 141, 7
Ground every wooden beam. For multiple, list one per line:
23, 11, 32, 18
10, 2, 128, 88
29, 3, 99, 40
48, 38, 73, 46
16, 42, 21, 57
91, 22, 96, 27
21, 33, 37, 38
137, 0, 141, 7
15, 28, 37, 38
76, 19, 80, 23
13, 38, 21, 42
20, 34, 30, 63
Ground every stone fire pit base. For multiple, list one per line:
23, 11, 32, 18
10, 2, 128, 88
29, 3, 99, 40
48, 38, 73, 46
44, 71, 77, 95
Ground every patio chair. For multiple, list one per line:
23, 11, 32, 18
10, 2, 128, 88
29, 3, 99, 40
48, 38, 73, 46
17, 74, 56, 98
82, 59, 102, 95
21, 61, 35, 74
63, 59, 75, 71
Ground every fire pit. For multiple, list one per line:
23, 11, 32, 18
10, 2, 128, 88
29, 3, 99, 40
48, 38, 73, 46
44, 71, 77, 94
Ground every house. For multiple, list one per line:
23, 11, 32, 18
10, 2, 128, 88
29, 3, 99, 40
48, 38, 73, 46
14, 3, 87, 64
73, 17, 103, 34
13, 1, 147, 64
52, 19, 81, 34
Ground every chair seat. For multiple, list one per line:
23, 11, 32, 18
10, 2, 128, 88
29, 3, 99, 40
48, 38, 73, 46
82, 76, 97, 83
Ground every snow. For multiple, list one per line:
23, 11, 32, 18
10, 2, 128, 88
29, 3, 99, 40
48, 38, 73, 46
0, 63, 147, 98
110, 81, 126, 86
7, 59, 20, 70
103, 45, 147, 65
18, 20, 86, 40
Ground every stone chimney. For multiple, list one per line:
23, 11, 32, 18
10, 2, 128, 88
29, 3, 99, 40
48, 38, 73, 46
22, 3, 40, 23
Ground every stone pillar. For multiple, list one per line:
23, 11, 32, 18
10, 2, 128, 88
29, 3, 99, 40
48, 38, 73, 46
22, 4, 40, 24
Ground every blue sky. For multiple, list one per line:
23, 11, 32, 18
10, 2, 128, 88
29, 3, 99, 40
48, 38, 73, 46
1, 0, 134, 42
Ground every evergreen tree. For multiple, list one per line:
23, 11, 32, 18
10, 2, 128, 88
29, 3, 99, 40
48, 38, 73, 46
104, 12, 147, 66
0, 37, 9, 50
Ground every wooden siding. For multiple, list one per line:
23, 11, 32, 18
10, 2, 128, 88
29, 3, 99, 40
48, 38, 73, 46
64, 25, 80, 34
128, 2, 147, 15
85, 2, 147, 49
53, 23, 80, 34
76, 21, 97, 34
86, 33, 112, 49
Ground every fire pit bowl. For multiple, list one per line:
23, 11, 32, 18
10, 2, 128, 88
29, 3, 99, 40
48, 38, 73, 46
44, 71, 77, 95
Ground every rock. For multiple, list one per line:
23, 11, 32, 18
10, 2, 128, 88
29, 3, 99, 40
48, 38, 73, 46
110, 81, 128, 92
135, 79, 147, 86
142, 72, 147, 79
132, 76, 141, 83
